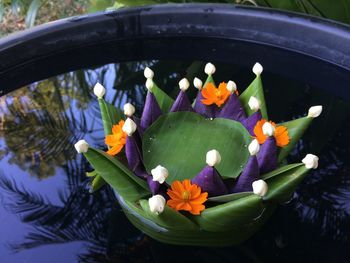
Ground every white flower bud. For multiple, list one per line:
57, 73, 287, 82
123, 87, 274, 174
148, 195, 166, 215
179, 78, 190, 91
252, 62, 263, 76
204, 62, 216, 75
74, 140, 89, 153
206, 149, 221, 167
226, 80, 237, 93
151, 165, 169, 184
93, 83, 106, 99
193, 77, 203, 90
302, 154, 319, 169
252, 180, 268, 197
122, 117, 137, 136
248, 139, 260, 155
144, 67, 154, 79
308, 105, 323, 118
145, 78, 154, 92
262, 122, 275, 137
248, 96, 260, 111
123, 103, 135, 117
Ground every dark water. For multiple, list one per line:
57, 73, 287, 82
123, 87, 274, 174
1, 60, 350, 263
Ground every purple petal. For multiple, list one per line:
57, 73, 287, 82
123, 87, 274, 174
241, 111, 262, 136
257, 137, 278, 174
147, 176, 160, 195
125, 136, 147, 179
193, 91, 215, 118
218, 94, 246, 121
191, 166, 228, 197
140, 92, 162, 130
170, 91, 194, 112
229, 156, 259, 193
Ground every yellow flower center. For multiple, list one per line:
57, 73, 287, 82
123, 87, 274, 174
181, 191, 190, 200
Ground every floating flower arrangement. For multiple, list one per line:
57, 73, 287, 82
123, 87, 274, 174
75, 62, 322, 246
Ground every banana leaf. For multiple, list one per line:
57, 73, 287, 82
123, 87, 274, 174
138, 199, 198, 230
83, 147, 149, 201
239, 75, 268, 119
95, 98, 124, 188
208, 191, 252, 203
194, 194, 264, 232
151, 82, 174, 113
264, 165, 310, 203
261, 163, 303, 180
143, 111, 251, 183
277, 116, 313, 163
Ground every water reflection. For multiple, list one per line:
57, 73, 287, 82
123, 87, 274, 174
0, 61, 350, 262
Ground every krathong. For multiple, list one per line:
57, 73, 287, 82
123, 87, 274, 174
75, 62, 322, 246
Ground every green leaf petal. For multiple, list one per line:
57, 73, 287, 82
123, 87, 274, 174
98, 98, 124, 136
138, 200, 198, 230
120, 195, 275, 246
261, 163, 303, 180
151, 82, 174, 113
83, 147, 149, 201
203, 74, 216, 87
91, 174, 106, 192
143, 112, 251, 183
277, 116, 313, 163
194, 194, 265, 232
208, 191, 252, 203
239, 76, 268, 119
264, 165, 310, 203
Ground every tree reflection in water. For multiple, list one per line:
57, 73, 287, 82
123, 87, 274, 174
0, 61, 350, 262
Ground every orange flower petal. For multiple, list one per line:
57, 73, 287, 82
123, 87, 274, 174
106, 144, 124, 156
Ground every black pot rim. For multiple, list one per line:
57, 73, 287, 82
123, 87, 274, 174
1, 3, 350, 97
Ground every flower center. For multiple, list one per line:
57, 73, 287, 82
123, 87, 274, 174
181, 191, 190, 200
215, 90, 222, 99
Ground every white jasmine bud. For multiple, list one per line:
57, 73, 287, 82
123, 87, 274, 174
123, 103, 135, 117
74, 140, 89, 153
206, 149, 221, 167
262, 122, 275, 137
302, 154, 319, 169
93, 83, 106, 99
252, 62, 263, 76
248, 96, 260, 111
122, 117, 137, 136
145, 78, 154, 92
144, 67, 154, 79
226, 80, 237, 93
252, 180, 268, 197
179, 78, 190, 91
308, 105, 323, 118
193, 77, 203, 90
151, 165, 169, 184
248, 139, 260, 155
204, 62, 216, 75
148, 195, 166, 215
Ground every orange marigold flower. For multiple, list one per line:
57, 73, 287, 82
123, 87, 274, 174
253, 119, 290, 147
105, 120, 127, 156
201, 82, 231, 107
167, 179, 208, 215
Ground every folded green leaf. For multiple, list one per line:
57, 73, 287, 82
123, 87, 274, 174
194, 194, 264, 232
143, 112, 251, 183
138, 199, 198, 230
151, 82, 174, 113
240, 76, 268, 119
91, 174, 106, 192
98, 98, 124, 136
261, 163, 303, 180
208, 191, 252, 203
203, 74, 216, 87
264, 165, 310, 203
86, 170, 98, 177
83, 147, 149, 201
277, 116, 313, 163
